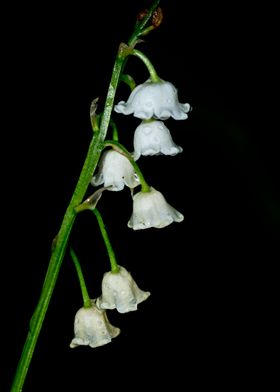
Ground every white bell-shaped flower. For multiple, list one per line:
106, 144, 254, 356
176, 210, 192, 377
91, 149, 139, 191
133, 120, 183, 160
114, 78, 191, 120
128, 186, 184, 230
70, 300, 120, 349
96, 266, 150, 313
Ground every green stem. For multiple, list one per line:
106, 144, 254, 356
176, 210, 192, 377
92, 208, 119, 273
70, 248, 91, 308
103, 140, 150, 192
11, 40, 127, 392
120, 74, 136, 91
11, 2, 160, 390
110, 118, 119, 142
141, 25, 156, 37
131, 49, 160, 82
128, 0, 160, 47
120, 0, 160, 90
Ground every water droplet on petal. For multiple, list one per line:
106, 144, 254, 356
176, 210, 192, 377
143, 126, 152, 135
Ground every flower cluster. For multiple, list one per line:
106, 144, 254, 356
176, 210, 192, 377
70, 267, 150, 348
71, 8, 191, 350
11, 5, 192, 391
92, 77, 190, 230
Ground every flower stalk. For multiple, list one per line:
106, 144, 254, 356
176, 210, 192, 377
11, 2, 161, 389
131, 49, 160, 82
92, 208, 119, 273
70, 248, 91, 308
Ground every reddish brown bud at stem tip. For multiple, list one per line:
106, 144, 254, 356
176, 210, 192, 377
152, 7, 163, 28
137, 9, 148, 22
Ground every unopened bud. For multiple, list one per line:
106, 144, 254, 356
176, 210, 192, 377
137, 9, 148, 22
152, 7, 163, 28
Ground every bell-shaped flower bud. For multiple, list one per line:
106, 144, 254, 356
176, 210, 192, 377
70, 300, 120, 349
133, 120, 183, 160
115, 79, 190, 120
96, 266, 150, 313
128, 187, 184, 230
91, 149, 139, 191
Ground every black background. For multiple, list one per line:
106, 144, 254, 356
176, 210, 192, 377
1, 0, 279, 390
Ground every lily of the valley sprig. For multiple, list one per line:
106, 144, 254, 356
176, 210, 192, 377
11, 2, 191, 391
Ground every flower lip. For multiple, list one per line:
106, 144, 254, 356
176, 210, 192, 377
114, 78, 191, 120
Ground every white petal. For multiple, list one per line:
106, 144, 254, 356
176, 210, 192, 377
133, 120, 183, 159
128, 187, 184, 230
114, 79, 190, 121
91, 150, 139, 191
70, 302, 120, 348
97, 266, 150, 313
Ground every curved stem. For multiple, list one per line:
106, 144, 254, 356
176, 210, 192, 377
120, 74, 136, 91
11, 41, 127, 392
103, 140, 150, 192
110, 118, 119, 142
11, 2, 160, 390
92, 208, 119, 273
70, 248, 91, 308
131, 49, 160, 82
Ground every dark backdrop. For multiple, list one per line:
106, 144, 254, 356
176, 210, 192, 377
1, 1, 278, 390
